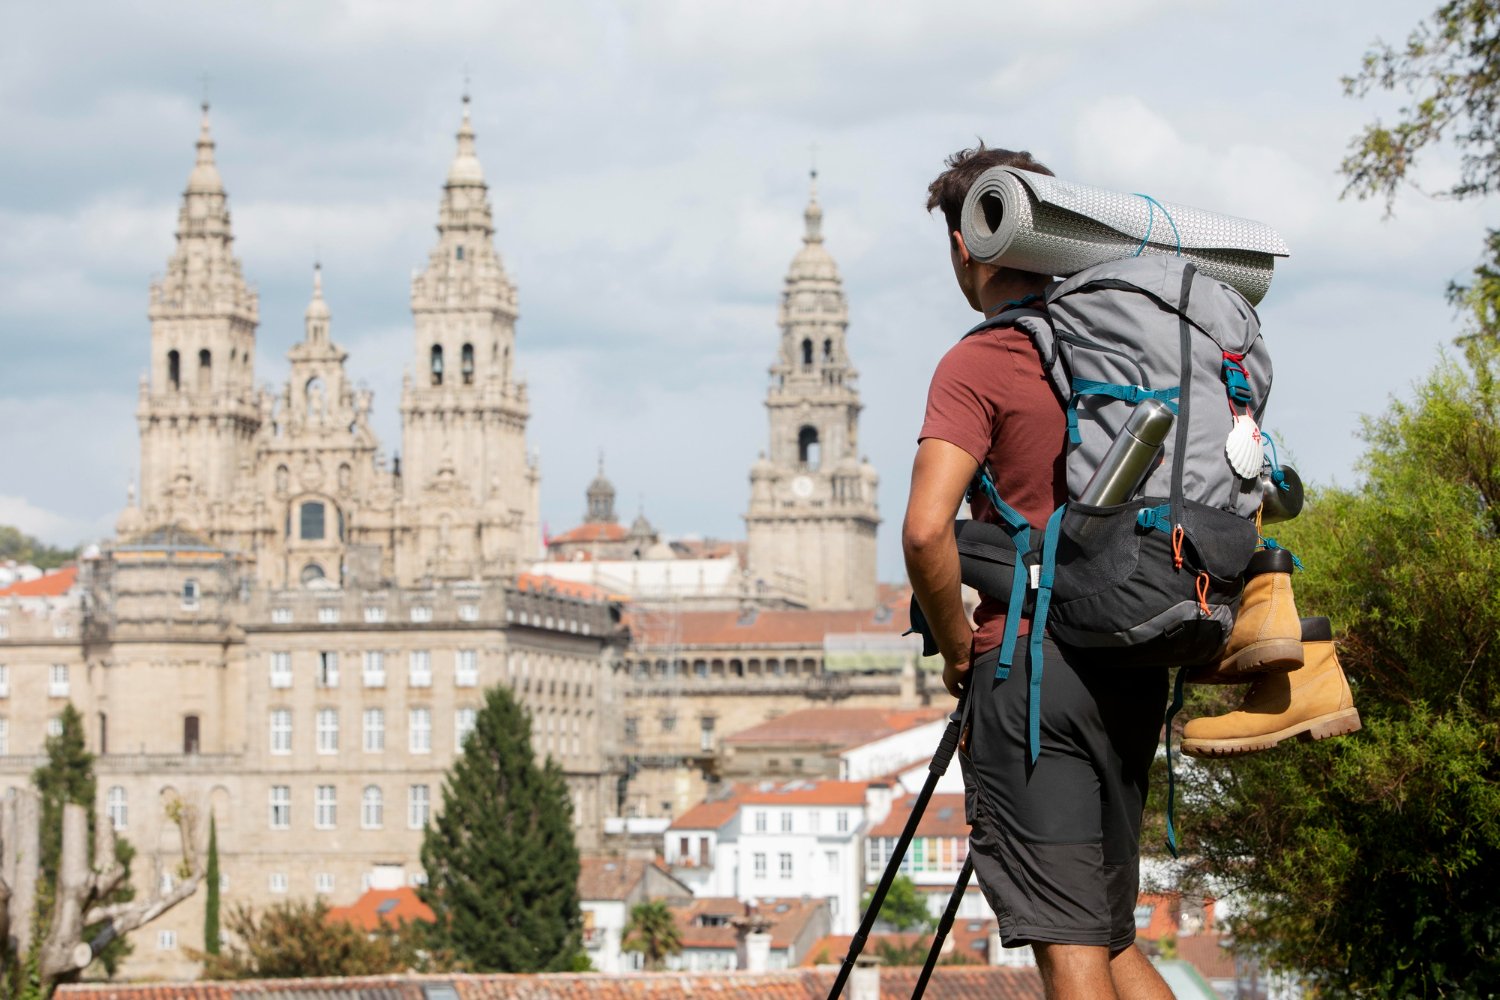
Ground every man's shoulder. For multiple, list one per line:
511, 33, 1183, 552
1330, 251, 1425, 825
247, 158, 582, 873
934, 321, 1033, 373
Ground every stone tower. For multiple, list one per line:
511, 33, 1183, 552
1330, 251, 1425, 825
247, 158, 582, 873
398, 96, 541, 582
745, 172, 879, 609
132, 103, 261, 535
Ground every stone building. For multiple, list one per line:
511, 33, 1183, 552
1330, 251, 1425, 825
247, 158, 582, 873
0, 100, 622, 981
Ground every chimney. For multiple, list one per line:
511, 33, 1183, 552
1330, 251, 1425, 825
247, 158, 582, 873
732, 900, 774, 974
850, 956, 880, 1000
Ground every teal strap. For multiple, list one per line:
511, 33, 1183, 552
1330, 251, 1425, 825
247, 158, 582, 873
1260, 536, 1305, 571
1066, 380, 1180, 445
974, 469, 1034, 672
1132, 193, 1182, 256
1163, 667, 1186, 858
1025, 505, 1066, 764
1136, 504, 1173, 533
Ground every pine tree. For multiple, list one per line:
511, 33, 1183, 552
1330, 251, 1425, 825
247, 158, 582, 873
418, 686, 583, 972
204, 816, 220, 956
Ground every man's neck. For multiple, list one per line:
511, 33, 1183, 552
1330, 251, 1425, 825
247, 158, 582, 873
976, 270, 1050, 317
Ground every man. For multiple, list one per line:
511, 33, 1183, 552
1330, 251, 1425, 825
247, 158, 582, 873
903, 144, 1173, 999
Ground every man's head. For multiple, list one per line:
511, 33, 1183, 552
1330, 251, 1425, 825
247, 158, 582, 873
927, 143, 1053, 311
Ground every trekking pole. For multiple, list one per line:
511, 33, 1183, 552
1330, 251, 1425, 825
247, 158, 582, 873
909, 854, 974, 1000
824, 694, 967, 1000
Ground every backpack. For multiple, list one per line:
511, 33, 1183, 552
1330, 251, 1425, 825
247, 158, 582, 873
915, 254, 1270, 762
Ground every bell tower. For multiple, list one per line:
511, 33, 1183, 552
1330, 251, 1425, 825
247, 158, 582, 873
744, 172, 879, 609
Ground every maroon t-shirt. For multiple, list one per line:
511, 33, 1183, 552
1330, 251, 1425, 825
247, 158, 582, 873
918, 322, 1067, 654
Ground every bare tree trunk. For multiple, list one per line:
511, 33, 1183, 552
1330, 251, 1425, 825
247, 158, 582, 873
39, 805, 91, 980
7, 788, 40, 958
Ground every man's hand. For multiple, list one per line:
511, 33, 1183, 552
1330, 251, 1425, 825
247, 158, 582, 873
903, 438, 980, 701
942, 646, 972, 699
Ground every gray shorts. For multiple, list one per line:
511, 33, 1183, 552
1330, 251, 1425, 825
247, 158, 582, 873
960, 638, 1167, 952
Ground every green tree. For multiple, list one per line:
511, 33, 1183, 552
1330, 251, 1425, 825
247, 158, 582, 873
31, 704, 135, 979
192, 900, 444, 980
0, 527, 77, 571
204, 816, 220, 956
620, 900, 681, 971
860, 874, 934, 933
1179, 325, 1500, 994
418, 685, 583, 972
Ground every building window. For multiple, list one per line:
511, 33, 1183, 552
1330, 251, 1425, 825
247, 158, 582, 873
99, 712, 107, 754
461, 343, 475, 384
826, 850, 839, 874
300, 563, 326, 586
779, 853, 793, 879
270, 786, 291, 829
753, 853, 767, 879
269, 872, 288, 893
318, 605, 340, 624
300, 501, 326, 540
754, 811, 767, 833
183, 715, 200, 754
363, 650, 385, 687
430, 344, 444, 386
317, 651, 339, 687
316, 709, 339, 754
0, 718, 8, 756
47, 716, 62, 738
364, 708, 385, 752
409, 708, 432, 753
623, 717, 638, 745
410, 605, 432, 623
362, 785, 383, 829
798, 425, 820, 470
455, 649, 478, 687
107, 786, 127, 830
660, 713, 677, 734
157, 930, 177, 951
167, 349, 181, 390
0, 664, 10, 698
699, 716, 715, 752
315, 872, 334, 894
271, 607, 292, 624
409, 650, 432, 687
270, 709, 292, 754
837, 811, 850, 833
181, 578, 199, 609
270, 652, 292, 688
455, 707, 476, 749
315, 785, 336, 829
409, 785, 431, 829
458, 603, 478, 622
364, 604, 386, 623
780, 811, 793, 833
48, 664, 69, 698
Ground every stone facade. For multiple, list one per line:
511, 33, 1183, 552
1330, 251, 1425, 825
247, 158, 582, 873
0, 100, 622, 981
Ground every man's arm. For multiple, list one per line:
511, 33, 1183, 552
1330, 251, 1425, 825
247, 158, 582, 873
903, 438, 979, 697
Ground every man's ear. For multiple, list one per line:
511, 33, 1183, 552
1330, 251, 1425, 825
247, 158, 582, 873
951, 230, 972, 266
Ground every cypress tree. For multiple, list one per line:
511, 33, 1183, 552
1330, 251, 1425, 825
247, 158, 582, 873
204, 815, 220, 955
418, 685, 582, 972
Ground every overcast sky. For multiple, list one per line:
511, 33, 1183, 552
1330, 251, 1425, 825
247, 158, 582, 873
0, 1, 1484, 581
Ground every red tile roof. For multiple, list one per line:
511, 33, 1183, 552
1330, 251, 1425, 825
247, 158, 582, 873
513, 572, 610, 602
801, 932, 927, 966
1176, 933, 1236, 981
868, 793, 969, 839
325, 887, 434, 931
0, 565, 78, 598
577, 857, 685, 902
669, 797, 741, 831
58, 967, 1046, 999
669, 780, 870, 830
726, 708, 946, 749
631, 607, 909, 648
671, 897, 825, 950
549, 523, 630, 545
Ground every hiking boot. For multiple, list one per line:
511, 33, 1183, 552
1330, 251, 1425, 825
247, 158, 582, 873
1180, 617, 1361, 758
1188, 547, 1303, 684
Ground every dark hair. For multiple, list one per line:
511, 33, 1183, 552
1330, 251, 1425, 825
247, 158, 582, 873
926, 142, 1054, 241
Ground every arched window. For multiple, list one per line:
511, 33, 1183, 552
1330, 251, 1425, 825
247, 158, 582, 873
300, 501, 326, 540
801, 339, 813, 366
167, 350, 181, 390
798, 426, 821, 470
183, 715, 200, 754
430, 345, 444, 386
301, 563, 326, 586
461, 343, 475, 385
822, 338, 833, 361
198, 349, 212, 392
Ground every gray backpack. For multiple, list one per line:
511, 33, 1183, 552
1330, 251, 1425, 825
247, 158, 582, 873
959, 254, 1269, 761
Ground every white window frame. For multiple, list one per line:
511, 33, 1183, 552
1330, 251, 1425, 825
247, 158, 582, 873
317, 651, 339, 688
314, 785, 337, 829
271, 607, 292, 624
269, 872, 288, 893
316, 708, 339, 754
315, 872, 335, 894
408, 784, 430, 829
753, 852, 767, 879
837, 810, 850, 833
269, 785, 291, 830
48, 664, 69, 698
409, 650, 432, 688
0, 717, 8, 756
409, 707, 432, 754
363, 708, 385, 753
754, 810, 768, 833
270, 709, 292, 754
458, 603, 479, 622
361, 785, 384, 829
0, 665, 9, 699
181, 578, 199, 610
270, 652, 292, 688
364, 604, 386, 623
362, 650, 386, 688
107, 786, 128, 830
157, 929, 177, 951
779, 852, 793, 879
46, 716, 62, 738
455, 707, 476, 750
410, 605, 432, 623
318, 605, 340, 624
780, 810, 793, 833
455, 649, 478, 687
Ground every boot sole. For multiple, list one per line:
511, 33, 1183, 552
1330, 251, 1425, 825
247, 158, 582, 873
1219, 639, 1305, 677
1180, 707, 1362, 759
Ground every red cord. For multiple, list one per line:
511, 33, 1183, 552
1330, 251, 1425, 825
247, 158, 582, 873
1195, 572, 1211, 616
1171, 525, 1185, 570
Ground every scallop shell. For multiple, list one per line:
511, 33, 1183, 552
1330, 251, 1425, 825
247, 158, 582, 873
1225, 414, 1263, 479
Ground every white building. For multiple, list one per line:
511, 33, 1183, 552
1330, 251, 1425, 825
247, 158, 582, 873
577, 856, 693, 974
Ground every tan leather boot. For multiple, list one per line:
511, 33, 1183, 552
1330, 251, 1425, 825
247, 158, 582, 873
1188, 547, 1303, 684
1181, 617, 1361, 758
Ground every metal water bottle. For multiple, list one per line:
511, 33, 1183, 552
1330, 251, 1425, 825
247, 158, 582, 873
1077, 398, 1176, 505
1258, 463, 1304, 524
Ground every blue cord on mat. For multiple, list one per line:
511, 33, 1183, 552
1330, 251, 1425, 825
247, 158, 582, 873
1132, 194, 1182, 256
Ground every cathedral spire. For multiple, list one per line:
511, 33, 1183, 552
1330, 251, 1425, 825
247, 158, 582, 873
803, 168, 823, 245
187, 101, 224, 195
446, 93, 485, 188
304, 262, 330, 341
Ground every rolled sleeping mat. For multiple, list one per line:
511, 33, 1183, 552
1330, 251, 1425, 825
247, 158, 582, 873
959, 167, 1290, 306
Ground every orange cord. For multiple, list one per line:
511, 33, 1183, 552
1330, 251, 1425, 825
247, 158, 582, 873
1171, 525, 1185, 570
1195, 572, 1211, 615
